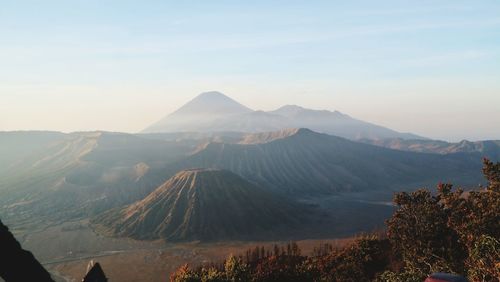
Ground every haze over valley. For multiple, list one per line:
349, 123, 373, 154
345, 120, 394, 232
1, 90, 498, 281
1, 2, 499, 281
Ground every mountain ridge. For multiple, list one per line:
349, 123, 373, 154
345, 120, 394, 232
163, 128, 483, 195
141, 91, 424, 140
143, 91, 253, 133
361, 138, 500, 160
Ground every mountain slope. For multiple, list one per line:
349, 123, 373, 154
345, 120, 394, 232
142, 92, 424, 140
92, 169, 304, 241
166, 129, 483, 195
361, 138, 500, 160
143, 91, 253, 133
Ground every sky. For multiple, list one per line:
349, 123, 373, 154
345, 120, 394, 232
1, 0, 499, 141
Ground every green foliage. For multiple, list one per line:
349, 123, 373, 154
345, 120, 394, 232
386, 158, 500, 281
386, 189, 466, 275
375, 270, 424, 282
200, 267, 225, 282
316, 236, 391, 282
170, 264, 200, 282
439, 161, 500, 250
224, 255, 249, 282
467, 235, 500, 282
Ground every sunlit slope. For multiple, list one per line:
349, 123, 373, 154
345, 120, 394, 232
0, 132, 196, 221
92, 169, 305, 241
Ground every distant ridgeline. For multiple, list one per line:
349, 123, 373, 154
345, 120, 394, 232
0, 126, 496, 234
142, 91, 424, 140
1, 93, 497, 228
0, 92, 498, 281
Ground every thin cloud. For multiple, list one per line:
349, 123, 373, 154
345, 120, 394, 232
347, 4, 476, 16
400, 50, 491, 68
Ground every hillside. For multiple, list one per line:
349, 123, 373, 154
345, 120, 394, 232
166, 129, 483, 195
92, 169, 305, 241
142, 91, 424, 140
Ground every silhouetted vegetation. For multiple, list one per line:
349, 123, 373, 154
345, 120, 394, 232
0, 220, 54, 282
170, 159, 500, 282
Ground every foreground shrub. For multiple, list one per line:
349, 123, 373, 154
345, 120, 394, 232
171, 159, 500, 282
467, 235, 500, 282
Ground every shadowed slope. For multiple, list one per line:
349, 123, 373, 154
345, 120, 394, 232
168, 129, 483, 195
92, 169, 305, 241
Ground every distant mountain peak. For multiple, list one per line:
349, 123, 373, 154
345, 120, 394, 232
189, 91, 241, 104
278, 105, 306, 111
142, 91, 253, 133
196, 91, 230, 99
142, 92, 425, 140
173, 91, 252, 115
272, 105, 306, 115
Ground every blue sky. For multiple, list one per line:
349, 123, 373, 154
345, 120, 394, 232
1, 0, 499, 141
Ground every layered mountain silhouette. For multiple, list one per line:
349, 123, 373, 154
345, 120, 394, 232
0, 128, 486, 226
91, 169, 304, 241
164, 128, 483, 195
361, 138, 500, 160
142, 91, 422, 140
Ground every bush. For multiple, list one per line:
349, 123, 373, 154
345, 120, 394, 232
467, 235, 500, 282
170, 264, 200, 282
170, 159, 500, 282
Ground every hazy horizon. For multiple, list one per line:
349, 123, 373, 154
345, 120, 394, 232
2, 1, 500, 141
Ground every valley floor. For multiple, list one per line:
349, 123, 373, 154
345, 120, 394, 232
48, 238, 358, 282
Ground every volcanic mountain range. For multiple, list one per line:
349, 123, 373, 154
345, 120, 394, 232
142, 91, 422, 140
0, 91, 499, 242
